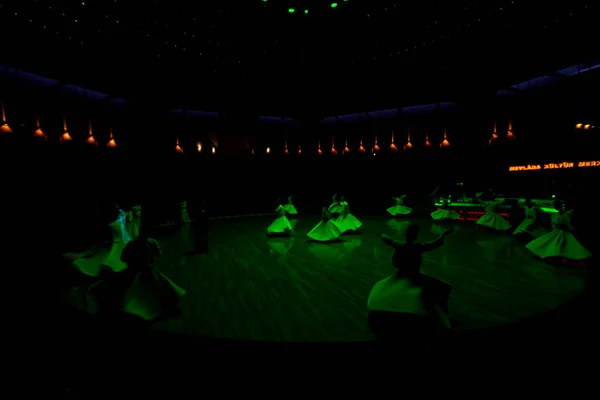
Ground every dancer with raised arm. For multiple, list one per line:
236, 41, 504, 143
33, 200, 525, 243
526, 201, 591, 263
283, 195, 298, 216
307, 200, 342, 242
267, 202, 293, 236
335, 196, 362, 234
121, 225, 186, 321
387, 195, 412, 216
329, 193, 343, 216
513, 198, 547, 239
368, 224, 454, 342
431, 198, 460, 221
475, 199, 511, 231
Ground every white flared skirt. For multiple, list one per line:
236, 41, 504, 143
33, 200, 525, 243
123, 269, 186, 321
476, 211, 511, 231
335, 213, 362, 233
267, 215, 293, 234
513, 218, 547, 238
307, 220, 342, 242
526, 229, 592, 260
283, 204, 298, 215
71, 242, 128, 277
387, 205, 412, 216
431, 209, 460, 221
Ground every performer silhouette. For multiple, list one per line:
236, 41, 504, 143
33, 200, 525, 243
186, 199, 209, 255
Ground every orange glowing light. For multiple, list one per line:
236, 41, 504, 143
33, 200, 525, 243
212, 146, 216, 154
197, 142, 202, 152
107, 128, 117, 148
317, 140, 323, 155
490, 121, 498, 144
60, 115, 72, 143
344, 137, 350, 154
576, 123, 583, 129
284, 141, 289, 155
440, 129, 450, 147
175, 138, 183, 153
584, 124, 590, 130
404, 129, 413, 150
358, 139, 366, 153
1, 101, 13, 133
389, 131, 397, 151
372, 136, 380, 152
86, 118, 97, 146
266, 147, 271, 154
509, 160, 600, 172
506, 120, 515, 140
330, 137, 337, 155
424, 131, 431, 147
33, 116, 47, 141
297, 145, 302, 155
508, 164, 542, 172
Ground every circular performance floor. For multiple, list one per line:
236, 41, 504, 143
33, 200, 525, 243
149, 216, 588, 342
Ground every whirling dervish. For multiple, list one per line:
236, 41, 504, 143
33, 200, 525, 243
387, 195, 412, 216
513, 198, 547, 239
121, 226, 186, 321
307, 200, 342, 242
368, 224, 454, 341
328, 193, 344, 216
431, 198, 460, 221
65, 205, 129, 277
117, 205, 131, 244
283, 195, 298, 216
335, 196, 362, 234
475, 199, 511, 231
267, 202, 293, 236
180, 200, 192, 224
525, 201, 591, 261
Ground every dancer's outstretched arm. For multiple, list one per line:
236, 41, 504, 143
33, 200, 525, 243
421, 228, 453, 252
379, 233, 401, 248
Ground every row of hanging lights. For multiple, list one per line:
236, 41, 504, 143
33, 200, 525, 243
185, 128, 450, 155
575, 123, 596, 130
233, 129, 451, 156
0, 101, 118, 147
489, 120, 515, 145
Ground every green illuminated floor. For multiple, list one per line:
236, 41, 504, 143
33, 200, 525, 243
148, 217, 587, 341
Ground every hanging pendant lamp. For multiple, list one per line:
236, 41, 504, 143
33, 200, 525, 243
60, 114, 72, 143
86, 117, 97, 146
490, 121, 498, 145
404, 128, 413, 150
33, 116, 47, 140
372, 136, 380, 152
424, 129, 431, 147
506, 119, 515, 140
440, 129, 450, 148
358, 139, 366, 153
389, 130, 397, 151
107, 128, 117, 148
1, 101, 13, 133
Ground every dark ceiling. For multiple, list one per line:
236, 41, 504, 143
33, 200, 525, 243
1, 1, 598, 117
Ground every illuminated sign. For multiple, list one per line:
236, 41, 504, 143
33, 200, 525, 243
509, 161, 599, 172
